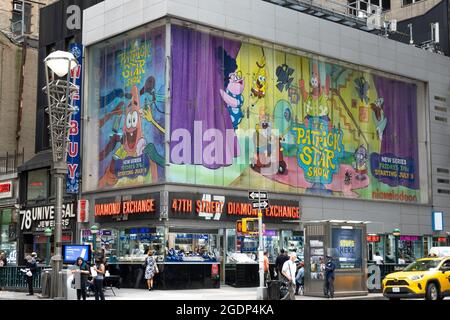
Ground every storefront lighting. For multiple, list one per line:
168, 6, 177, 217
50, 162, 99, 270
341, 226, 354, 229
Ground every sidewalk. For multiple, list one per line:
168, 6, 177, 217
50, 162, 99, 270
0, 286, 386, 300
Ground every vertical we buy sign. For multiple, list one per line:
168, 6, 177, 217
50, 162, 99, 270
66, 43, 83, 194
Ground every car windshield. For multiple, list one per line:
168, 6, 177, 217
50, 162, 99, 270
403, 260, 440, 272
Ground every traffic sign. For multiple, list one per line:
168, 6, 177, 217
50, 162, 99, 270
248, 191, 268, 200
252, 200, 269, 209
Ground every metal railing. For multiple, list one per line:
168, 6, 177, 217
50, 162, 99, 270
0, 266, 48, 292
0, 149, 24, 174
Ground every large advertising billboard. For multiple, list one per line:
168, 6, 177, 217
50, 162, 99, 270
91, 26, 166, 190
167, 25, 421, 203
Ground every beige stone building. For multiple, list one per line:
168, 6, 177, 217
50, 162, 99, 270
0, 0, 55, 41
0, 31, 38, 167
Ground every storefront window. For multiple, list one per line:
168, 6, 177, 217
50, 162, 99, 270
27, 169, 48, 201
167, 232, 219, 262
367, 235, 384, 262
118, 227, 165, 262
263, 230, 280, 263
0, 209, 16, 265
281, 230, 304, 259
398, 236, 423, 263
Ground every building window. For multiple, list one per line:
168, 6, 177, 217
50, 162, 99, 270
11, 1, 32, 35
26, 169, 49, 201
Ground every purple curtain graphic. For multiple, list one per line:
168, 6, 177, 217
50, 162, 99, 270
372, 76, 419, 190
170, 26, 241, 169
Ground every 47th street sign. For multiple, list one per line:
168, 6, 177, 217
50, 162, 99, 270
248, 191, 268, 200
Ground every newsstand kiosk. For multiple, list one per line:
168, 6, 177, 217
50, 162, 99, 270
304, 221, 368, 297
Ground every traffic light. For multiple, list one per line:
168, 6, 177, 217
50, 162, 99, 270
242, 218, 259, 234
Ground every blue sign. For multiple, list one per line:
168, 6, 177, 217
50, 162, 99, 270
63, 244, 91, 264
331, 228, 362, 269
66, 43, 83, 193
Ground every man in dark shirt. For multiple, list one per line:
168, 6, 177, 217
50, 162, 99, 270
324, 255, 336, 298
275, 249, 289, 280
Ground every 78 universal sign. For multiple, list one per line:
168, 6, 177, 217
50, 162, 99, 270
20, 203, 76, 232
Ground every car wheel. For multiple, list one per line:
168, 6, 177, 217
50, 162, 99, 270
425, 283, 439, 301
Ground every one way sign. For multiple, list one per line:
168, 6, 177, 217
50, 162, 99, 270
252, 200, 270, 209
248, 191, 268, 200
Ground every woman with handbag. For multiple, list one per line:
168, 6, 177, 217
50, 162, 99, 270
144, 250, 159, 291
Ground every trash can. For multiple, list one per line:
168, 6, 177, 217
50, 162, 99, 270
59, 270, 77, 300
40, 269, 52, 298
267, 280, 282, 300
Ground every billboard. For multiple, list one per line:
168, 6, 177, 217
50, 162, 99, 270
331, 228, 363, 269
168, 25, 421, 203
93, 26, 166, 190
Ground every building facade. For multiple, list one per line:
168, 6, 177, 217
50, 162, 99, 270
16, 0, 103, 265
77, 0, 450, 288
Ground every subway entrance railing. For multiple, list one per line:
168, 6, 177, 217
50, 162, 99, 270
0, 266, 48, 292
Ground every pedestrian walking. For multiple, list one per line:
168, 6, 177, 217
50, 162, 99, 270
281, 253, 297, 300
295, 261, 304, 295
72, 257, 90, 300
24, 255, 37, 296
275, 249, 289, 280
93, 257, 105, 300
263, 251, 270, 286
323, 255, 336, 298
144, 250, 159, 291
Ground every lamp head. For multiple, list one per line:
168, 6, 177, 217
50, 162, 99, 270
392, 228, 401, 237
44, 50, 78, 77
44, 228, 52, 237
90, 224, 99, 234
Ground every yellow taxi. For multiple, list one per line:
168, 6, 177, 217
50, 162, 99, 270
382, 257, 450, 300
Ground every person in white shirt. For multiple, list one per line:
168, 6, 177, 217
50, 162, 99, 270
282, 253, 297, 300
373, 252, 384, 265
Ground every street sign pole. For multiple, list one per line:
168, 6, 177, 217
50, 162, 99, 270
256, 190, 266, 300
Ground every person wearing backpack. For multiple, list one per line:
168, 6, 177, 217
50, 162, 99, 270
144, 250, 159, 291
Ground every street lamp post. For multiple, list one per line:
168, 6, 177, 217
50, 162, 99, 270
90, 224, 99, 262
43, 50, 78, 299
44, 228, 52, 266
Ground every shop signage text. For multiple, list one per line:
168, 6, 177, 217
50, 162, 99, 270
77, 199, 89, 223
66, 43, 83, 193
366, 235, 380, 242
20, 203, 76, 232
170, 193, 300, 222
0, 181, 12, 199
95, 199, 156, 216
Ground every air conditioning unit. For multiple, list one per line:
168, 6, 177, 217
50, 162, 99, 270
13, 2, 23, 12
367, 4, 382, 16
367, 13, 382, 30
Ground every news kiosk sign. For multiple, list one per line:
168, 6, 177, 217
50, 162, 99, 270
66, 43, 83, 194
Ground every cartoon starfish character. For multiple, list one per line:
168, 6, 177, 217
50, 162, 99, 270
99, 85, 147, 188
